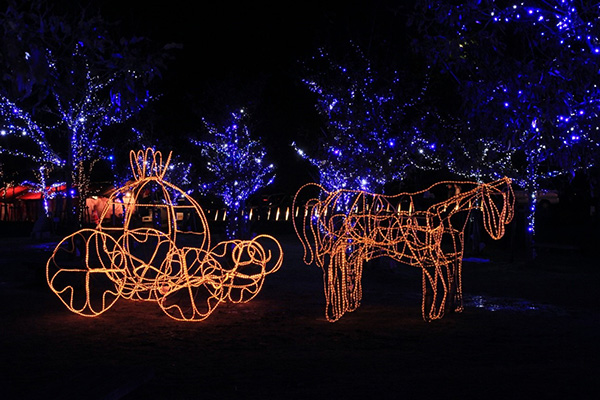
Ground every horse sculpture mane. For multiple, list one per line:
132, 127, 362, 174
293, 176, 514, 322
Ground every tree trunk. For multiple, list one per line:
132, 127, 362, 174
524, 162, 540, 260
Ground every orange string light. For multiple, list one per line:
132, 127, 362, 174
46, 149, 283, 321
293, 177, 514, 322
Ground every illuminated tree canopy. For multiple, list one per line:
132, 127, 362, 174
0, 0, 173, 223
411, 0, 600, 245
191, 109, 276, 239
294, 43, 431, 193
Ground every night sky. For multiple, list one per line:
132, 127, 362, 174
92, 0, 412, 109
87, 1, 415, 190
102, 1, 407, 75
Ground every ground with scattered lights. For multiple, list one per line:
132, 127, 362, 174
1, 226, 599, 399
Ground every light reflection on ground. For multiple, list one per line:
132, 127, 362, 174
464, 294, 567, 315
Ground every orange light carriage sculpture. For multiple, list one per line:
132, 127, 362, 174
293, 177, 515, 322
46, 149, 283, 321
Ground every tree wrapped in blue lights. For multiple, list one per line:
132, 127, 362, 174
412, 0, 600, 253
191, 109, 275, 239
294, 44, 427, 193
407, 112, 518, 183
0, 1, 170, 225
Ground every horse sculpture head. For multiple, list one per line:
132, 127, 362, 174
478, 177, 515, 240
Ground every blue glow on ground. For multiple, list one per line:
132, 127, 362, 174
465, 294, 567, 315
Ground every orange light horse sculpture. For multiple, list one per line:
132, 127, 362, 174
293, 177, 514, 322
46, 149, 283, 321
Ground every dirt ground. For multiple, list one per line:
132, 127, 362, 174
1, 226, 599, 399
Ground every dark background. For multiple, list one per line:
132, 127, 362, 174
90, 1, 417, 193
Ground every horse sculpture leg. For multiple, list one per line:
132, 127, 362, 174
323, 251, 345, 322
420, 254, 466, 322
447, 256, 464, 313
421, 264, 448, 321
323, 246, 364, 322
346, 246, 365, 310
443, 229, 465, 313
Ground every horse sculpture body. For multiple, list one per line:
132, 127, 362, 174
293, 177, 514, 322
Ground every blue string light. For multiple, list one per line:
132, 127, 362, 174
294, 44, 431, 194
0, 42, 155, 219
191, 109, 275, 238
417, 0, 600, 237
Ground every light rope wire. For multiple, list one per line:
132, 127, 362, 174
46, 148, 283, 321
293, 177, 514, 322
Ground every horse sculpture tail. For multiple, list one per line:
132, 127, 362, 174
292, 183, 326, 266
